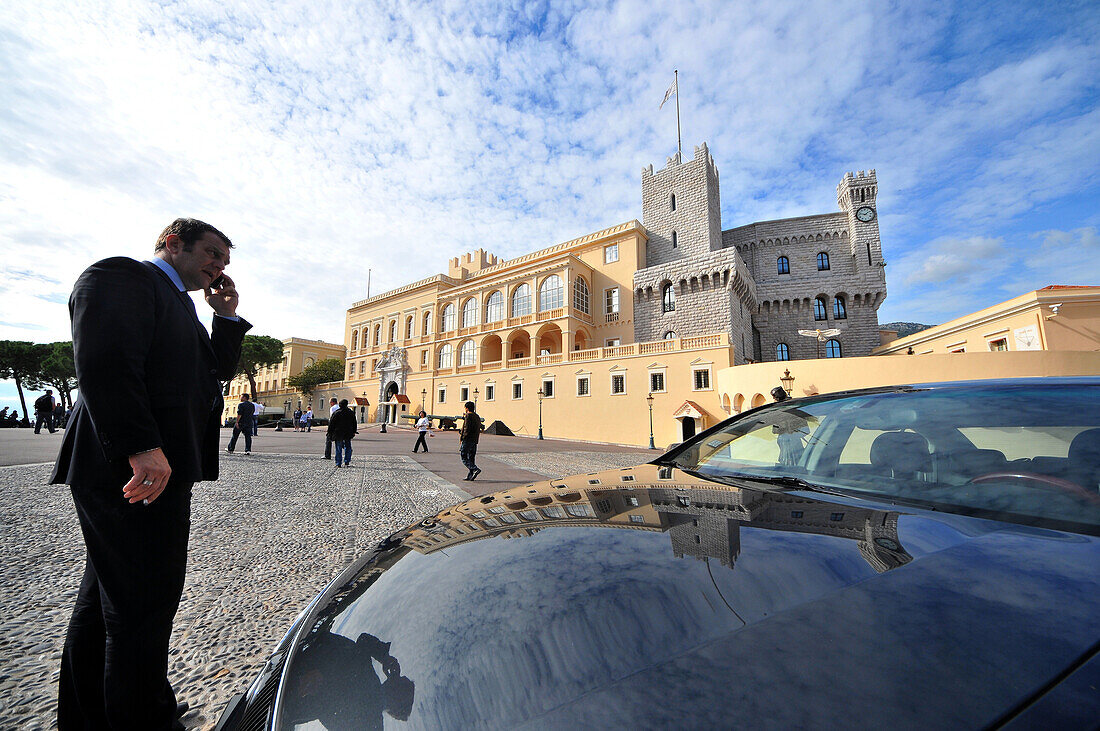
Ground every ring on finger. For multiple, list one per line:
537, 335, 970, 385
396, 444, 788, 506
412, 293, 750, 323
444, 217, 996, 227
142, 479, 154, 486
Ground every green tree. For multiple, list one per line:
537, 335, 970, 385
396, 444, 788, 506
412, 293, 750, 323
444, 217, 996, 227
233, 335, 285, 398
37, 341, 78, 408
287, 358, 345, 403
0, 340, 49, 421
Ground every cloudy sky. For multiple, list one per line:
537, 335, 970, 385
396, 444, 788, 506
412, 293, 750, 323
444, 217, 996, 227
1, 0, 1098, 410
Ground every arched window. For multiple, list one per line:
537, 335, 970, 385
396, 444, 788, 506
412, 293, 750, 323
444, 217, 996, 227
438, 343, 453, 368
459, 340, 476, 366
671, 231, 678, 248
373, 325, 381, 346
813, 297, 828, 321
388, 320, 396, 342
441, 304, 456, 331
817, 252, 830, 271
777, 256, 790, 275
351, 330, 358, 350
485, 291, 504, 322
662, 283, 676, 313
573, 276, 590, 314
539, 275, 563, 311
422, 311, 432, 335
405, 316, 414, 339
670, 193, 676, 211
663, 331, 677, 340
511, 284, 531, 317
825, 339, 842, 358
462, 298, 479, 328
776, 343, 790, 361
833, 295, 847, 320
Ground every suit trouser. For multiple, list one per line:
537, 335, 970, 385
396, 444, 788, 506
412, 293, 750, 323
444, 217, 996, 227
59, 478, 192, 730
324, 432, 332, 458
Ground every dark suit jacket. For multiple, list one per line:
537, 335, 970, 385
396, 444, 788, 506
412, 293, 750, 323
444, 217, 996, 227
51, 257, 250, 487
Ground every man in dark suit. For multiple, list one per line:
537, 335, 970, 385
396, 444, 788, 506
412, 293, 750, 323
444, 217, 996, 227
51, 218, 250, 729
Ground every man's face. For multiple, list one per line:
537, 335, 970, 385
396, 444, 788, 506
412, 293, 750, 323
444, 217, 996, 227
165, 232, 231, 291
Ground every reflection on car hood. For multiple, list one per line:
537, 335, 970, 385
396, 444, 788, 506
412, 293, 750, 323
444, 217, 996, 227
273, 464, 1100, 729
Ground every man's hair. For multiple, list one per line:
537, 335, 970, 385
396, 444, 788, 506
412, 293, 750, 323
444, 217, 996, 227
242, 393, 250, 399
154, 218, 233, 252
465, 401, 476, 411
339, 399, 349, 408
330, 397, 338, 404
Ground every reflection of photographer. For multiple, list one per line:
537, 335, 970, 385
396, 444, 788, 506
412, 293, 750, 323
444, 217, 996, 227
282, 631, 414, 729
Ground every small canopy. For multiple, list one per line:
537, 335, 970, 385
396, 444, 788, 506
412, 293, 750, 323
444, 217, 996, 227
672, 400, 706, 421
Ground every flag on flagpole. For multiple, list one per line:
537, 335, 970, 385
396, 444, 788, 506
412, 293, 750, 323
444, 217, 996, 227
659, 76, 677, 110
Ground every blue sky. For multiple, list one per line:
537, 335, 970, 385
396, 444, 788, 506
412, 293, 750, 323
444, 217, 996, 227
1, 0, 1098, 412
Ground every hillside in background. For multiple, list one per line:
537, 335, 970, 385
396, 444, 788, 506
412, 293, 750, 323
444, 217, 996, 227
881, 321, 934, 338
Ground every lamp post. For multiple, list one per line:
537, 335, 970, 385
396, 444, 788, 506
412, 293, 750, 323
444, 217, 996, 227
473, 387, 479, 406
779, 369, 795, 398
421, 388, 427, 412
360, 391, 367, 424
536, 388, 544, 440
279, 398, 290, 431
646, 392, 656, 450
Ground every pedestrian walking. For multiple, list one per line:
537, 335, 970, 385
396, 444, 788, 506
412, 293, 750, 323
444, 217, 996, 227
328, 399, 357, 467
304, 407, 314, 432
413, 410, 432, 453
50, 217, 248, 728
226, 393, 255, 454
459, 401, 482, 480
323, 397, 339, 459
293, 407, 303, 432
34, 389, 56, 434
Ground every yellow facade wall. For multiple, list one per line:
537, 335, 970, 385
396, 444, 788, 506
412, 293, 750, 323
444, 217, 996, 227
718, 350, 1100, 414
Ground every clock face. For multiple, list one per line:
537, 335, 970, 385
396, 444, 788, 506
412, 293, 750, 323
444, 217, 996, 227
856, 206, 876, 222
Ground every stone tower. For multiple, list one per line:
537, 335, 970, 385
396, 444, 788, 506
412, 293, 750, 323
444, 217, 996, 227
641, 143, 723, 267
837, 170, 883, 267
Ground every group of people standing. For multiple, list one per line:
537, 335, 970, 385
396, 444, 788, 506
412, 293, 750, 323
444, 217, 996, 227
33, 389, 68, 433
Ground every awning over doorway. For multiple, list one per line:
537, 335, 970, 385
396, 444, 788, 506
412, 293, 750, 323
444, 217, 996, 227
672, 400, 706, 421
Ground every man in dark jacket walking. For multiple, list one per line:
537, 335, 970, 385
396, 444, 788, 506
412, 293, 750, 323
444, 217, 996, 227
459, 401, 482, 480
328, 399, 358, 467
34, 389, 57, 433
227, 393, 255, 453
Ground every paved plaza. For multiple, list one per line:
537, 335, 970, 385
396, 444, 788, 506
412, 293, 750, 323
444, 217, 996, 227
0, 426, 650, 729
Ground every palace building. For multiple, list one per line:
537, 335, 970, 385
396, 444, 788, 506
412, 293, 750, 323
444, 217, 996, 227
333, 143, 889, 446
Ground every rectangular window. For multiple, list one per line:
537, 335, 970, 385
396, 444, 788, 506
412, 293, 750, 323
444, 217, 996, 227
460, 386, 469, 402
989, 339, 1008, 351
611, 374, 626, 394
625, 496, 639, 507
577, 377, 590, 396
420, 350, 428, 366
650, 372, 665, 393
348, 362, 356, 376
438, 388, 446, 403
693, 369, 711, 390
629, 514, 645, 524
791, 511, 804, 519
606, 338, 621, 347
542, 379, 554, 398
604, 243, 619, 263
485, 384, 495, 401
513, 382, 523, 400
830, 512, 845, 522
604, 288, 620, 314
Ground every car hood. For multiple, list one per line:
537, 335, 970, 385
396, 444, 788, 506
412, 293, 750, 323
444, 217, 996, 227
271, 463, 1100, 729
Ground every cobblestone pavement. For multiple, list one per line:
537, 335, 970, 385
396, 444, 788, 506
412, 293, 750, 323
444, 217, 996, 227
0, 450, 645, 729
487, 449, 649, 478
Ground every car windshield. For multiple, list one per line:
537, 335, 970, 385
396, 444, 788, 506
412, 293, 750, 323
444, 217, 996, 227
665, 382, 1100, 532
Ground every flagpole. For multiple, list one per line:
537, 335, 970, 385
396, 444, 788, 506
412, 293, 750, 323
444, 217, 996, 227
675, 69, 681, 159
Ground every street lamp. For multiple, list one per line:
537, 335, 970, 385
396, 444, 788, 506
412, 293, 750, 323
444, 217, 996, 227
779, 369, 795, 396
536, 388, 544, 440
646, 392, 656, 449
360, 391, 368, 424
473, 387, 479, 405
421, 388, 427, 412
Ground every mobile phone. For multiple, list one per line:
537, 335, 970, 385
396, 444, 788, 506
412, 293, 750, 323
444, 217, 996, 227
210, 275, 226, 288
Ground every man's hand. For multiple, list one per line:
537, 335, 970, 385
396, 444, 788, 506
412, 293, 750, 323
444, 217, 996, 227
204, 273, 239, 317
123, 448, 172, 505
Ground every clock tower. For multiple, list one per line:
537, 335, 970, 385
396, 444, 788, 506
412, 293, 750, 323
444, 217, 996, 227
837, 170, 883, 267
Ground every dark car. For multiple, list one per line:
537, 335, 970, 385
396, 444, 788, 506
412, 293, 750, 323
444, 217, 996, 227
217, 378, 1100, 729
